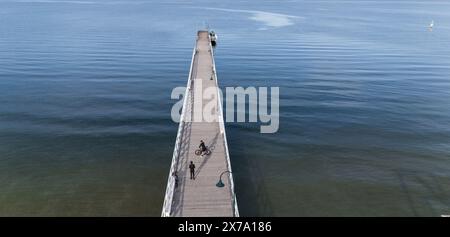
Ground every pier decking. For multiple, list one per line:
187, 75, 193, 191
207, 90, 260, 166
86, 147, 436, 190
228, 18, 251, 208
161, 31, 238, 217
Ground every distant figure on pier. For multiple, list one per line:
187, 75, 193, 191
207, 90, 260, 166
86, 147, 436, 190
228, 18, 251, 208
199, 140, 207, 156
172, 171, 179, 188
189, 161, 196, 180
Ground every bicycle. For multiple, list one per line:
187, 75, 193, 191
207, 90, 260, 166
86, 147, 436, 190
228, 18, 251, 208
195, 147, 211, 156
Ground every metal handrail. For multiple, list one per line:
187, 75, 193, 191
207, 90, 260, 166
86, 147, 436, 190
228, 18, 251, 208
209, 37, 240, 217
161, 43, 197, 217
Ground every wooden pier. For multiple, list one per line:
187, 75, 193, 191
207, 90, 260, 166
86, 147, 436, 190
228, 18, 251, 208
161, 31, 238, 217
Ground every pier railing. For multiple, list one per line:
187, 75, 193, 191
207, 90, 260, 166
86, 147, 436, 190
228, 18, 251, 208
209, 38, 240, 217
161, 45, 196, 217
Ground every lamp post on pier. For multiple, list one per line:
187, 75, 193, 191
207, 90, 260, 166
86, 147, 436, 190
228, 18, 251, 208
216, 170, 231, 188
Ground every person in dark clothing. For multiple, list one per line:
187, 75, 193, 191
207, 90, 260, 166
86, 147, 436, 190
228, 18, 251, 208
199, 140, 207, 155
189, 161, 196, 180
172, 171, 179, 188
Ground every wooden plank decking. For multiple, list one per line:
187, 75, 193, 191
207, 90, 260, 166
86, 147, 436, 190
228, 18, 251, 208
163, 31, 237, 217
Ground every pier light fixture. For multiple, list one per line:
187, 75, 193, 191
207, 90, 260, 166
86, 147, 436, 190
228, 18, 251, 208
216, 170, 231, 188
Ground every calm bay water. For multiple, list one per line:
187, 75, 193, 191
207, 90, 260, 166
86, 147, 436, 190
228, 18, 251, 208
1, 0, 450, 216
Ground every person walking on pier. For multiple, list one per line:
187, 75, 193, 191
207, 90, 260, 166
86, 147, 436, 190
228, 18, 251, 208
189, 161, 196, 180
172, 171, 179, 188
